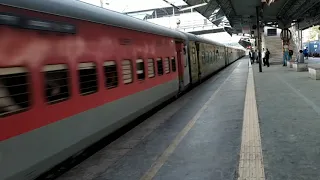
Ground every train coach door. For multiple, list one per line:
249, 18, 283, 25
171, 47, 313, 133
225, 47, 229, 66
182, 44, 190, 87
175, 42, 185, 92
196, 42, 201, 82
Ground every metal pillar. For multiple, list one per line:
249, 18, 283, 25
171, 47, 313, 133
300, 30, 303, 50
298, 23, 302, 50
256, 6, 262, 72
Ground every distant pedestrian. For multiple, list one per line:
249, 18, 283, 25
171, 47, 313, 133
283, 45, 289, 66
249, 50, 254, 64
289, 50, 293, 61
265, 48, 270, 67
255, 50, 258, 63
262, 48, 266, 66
303, 47, 308, 60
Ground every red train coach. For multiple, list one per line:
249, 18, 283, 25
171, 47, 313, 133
0, 0, 186, 179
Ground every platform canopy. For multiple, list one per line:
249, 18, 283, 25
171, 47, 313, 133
183, 0, 320, 34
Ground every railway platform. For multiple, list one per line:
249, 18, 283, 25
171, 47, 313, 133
253, 61, 320, 180
55, 57, 320, 180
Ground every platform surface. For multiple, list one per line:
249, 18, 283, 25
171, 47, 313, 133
57, 59, 249, 180
57, 57, 320, 180
253, 62, 320, 180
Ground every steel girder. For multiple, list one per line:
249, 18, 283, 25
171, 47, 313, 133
202, 0, 219, 18
215, 0, 236, 27
183, 0, 230, 27
298, 12, 320, 30
277, 0, 320, 27
292, 0, 320, 20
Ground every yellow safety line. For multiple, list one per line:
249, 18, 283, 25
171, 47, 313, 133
140, 62, 242, 180
238, 61, 265, 180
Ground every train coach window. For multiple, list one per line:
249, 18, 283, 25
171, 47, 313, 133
43, 64, 70, 104
136, 59, 145, 80
192, 47, 196, 64
122, 60, 133, 84
104, 61, 118, 89
0, 67, 29, 117
202, 52, 205, 64
164, 58, 170, 74
171, 57, 176, 72
206, 52, 209, 64
147, 59, 155, 78
211, 51, 214, 63
157, 58, 163, 75
78, 62, 98, 95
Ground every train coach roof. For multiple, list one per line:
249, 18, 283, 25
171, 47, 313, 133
197, 36, 225, 47
180, 32, 198, 42
180, 31, 225, 47
225, 45, 245, 50
0, 0, 186, 40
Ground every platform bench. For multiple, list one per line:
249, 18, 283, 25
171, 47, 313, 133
287, 61, 294, 68
308, 64, 320, 80
293, 63, 308, 72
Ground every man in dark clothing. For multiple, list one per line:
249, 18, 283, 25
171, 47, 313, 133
289, 50, 293, 61
249, 50, 254, 64
265, 49, 270, 67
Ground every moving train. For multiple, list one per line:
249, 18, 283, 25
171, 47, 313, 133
0, 0, 245, 179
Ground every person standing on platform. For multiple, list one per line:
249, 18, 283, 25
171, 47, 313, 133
283, 45, 289, 66
265, 48, 270, 67
254, 49, 258, 63
303, 47, 308, 60
250, 50, 254, 63
289, 49, 293, 61
262, 48, 266, 66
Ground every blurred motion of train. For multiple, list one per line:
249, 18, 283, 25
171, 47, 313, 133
0, 0, 245, 179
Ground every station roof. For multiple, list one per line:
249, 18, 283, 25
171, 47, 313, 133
184, 0, 320, 33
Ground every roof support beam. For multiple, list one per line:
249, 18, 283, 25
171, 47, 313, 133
290, 0, 319, 20
297, 12, 320, 30
215, 0, 236, 27
179, 3, 207, 11
202, 0, 219, 18
161, 0, 181, 10
182, 0, 228, 27
211, 16, 224, 26
277, 0, 320, 28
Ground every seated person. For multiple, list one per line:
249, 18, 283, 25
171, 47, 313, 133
296, 50, 304, 63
